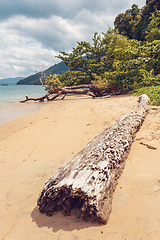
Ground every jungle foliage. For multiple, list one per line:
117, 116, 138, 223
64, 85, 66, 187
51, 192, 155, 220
114, 0, 160, 41
46, 30, 160, 95
41, 0, 160, 104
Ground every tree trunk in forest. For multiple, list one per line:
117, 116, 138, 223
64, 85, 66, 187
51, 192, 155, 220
37, 94, 150, 224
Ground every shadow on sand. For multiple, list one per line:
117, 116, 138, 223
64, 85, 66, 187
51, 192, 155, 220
31, 206, 102, 233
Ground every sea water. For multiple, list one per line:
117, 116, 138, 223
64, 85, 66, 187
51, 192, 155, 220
0, 85, 46, 124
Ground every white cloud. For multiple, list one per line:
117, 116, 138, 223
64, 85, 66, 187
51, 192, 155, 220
0, 20, 57, 78
0, 0, 146, 78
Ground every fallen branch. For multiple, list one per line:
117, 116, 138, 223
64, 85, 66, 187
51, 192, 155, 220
37, 94, 150, 224
20, 94, 50, 103
20, 84, 104, 103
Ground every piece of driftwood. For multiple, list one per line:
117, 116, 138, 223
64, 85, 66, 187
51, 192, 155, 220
20, 84, 102, 103
139, 141, 157, 150
37, 94, 150, 224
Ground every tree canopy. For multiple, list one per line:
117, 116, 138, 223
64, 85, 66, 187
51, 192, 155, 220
114, 0, 160, 41
145, 10, 160, 41
56, 32, 109, 84
38, 0, 160, 104
52, 29, 159, 94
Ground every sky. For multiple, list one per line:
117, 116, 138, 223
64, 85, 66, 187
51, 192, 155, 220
0, 0, 146, 79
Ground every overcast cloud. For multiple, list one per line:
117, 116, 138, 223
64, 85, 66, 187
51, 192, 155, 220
0, 0, 146, 78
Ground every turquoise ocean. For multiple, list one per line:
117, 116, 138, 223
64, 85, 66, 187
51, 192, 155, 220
0, 85, 47, 124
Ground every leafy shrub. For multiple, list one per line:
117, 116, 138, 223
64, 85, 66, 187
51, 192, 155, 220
45, 74, 64, 91
132, 85, 160, 105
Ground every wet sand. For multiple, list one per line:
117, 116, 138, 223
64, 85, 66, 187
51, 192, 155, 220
0, 95, 160, 240
0, 102, 42, 125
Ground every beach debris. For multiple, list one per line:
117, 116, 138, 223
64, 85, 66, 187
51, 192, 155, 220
139, 141, 157, 150
20, 84, 104, 103
37, 94, 150, 224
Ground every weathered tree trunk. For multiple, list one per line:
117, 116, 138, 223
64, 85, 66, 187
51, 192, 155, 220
37, 94, 150, 224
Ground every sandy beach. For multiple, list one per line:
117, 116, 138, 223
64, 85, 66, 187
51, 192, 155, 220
0, 94, 160, 240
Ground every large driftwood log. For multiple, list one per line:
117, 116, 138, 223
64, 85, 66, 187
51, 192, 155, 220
37, 94, 150, 224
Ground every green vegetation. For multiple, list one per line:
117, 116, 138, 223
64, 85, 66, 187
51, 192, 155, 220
132, 86, 160, 105
45, 74, 64, 91
114, 0, 160, 41
54, 30, 160, 96
57, 32, 109, 83
145, 10, 160, 42
18, 0, 160, 105
113, 0, 160, 105
46, 1, 159, 104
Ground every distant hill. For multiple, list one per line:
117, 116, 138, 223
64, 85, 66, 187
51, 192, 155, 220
17, 61, 70, 85
0, 77, 24, 85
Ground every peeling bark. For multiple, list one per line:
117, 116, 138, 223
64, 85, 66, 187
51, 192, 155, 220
37, 94, 150, 224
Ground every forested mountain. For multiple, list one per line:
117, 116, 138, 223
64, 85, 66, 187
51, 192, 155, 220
114, 0, 160, 41
17, 61, 70, 85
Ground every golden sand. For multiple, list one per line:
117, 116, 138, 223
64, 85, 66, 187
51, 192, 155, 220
0, 95, 160, 240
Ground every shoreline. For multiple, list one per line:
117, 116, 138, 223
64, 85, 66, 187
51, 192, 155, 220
0, 84, 47, 124
0, 95, 160, 240
0, 101, 43, 125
